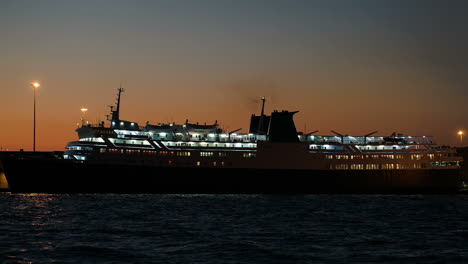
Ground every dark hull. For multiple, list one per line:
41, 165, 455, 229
2, 158, 466, 194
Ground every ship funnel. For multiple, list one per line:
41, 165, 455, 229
268, 110, 299, 143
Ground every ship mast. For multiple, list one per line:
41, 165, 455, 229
260, 96, 266, 116
258, 96, 266, 134
111, 87, 125, 121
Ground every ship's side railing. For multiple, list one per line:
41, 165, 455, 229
298, 135, 436, 145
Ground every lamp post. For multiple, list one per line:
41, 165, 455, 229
458, 130, 464, 147
31, 82, 40, 152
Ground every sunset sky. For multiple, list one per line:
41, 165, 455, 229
1, 0, 467, 151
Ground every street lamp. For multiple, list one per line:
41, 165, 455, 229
80, 107, 88, 127
458, 130, 464, 147
31, 82, 40, 152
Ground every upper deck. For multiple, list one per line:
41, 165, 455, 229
78, 122, 435, 145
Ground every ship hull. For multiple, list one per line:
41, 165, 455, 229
2, 158, 466, 194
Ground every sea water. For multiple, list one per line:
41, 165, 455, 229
0, 193, 467, 263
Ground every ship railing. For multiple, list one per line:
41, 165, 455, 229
301, 139, 437, 146
80, 123, 107, 128
300, 135, 436, 145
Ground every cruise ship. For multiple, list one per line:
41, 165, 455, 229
2, 88, 466, 193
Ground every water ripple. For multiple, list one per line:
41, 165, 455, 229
0, 193, 467, 263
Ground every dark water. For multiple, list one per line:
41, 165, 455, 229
0, 194, 467, 264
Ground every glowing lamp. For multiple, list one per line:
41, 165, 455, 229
458, 130, 464, 147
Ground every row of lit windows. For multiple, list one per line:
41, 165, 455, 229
382, 164, 395, 169
104, 148, 147, 154
335, 155, 349, 159
196, 161, 225, 167
431, 161, 460, 167
334, 163, 424, 170
325, 154, 443, 160
163, 141, 257, 148
69, 146, 94, 151
80, 137, 105, 143
350, 164, 364, 170
110, 139, 150, 145
103, 149, 250, 158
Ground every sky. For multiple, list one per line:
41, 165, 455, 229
1, 0, 467, 151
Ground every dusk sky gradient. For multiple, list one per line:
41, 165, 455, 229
1, 0, 467, 150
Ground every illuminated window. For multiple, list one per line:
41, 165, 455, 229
382, 164, 395, 170
242, 153, 256, 158
336, 155, 349, 160
366, 164, 379, 170
196, 161, 201, 166
350, 164, 364, 170
335, 164, 348, 170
